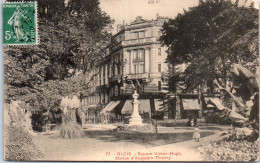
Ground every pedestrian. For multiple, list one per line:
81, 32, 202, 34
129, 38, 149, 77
193, 125, 200, 142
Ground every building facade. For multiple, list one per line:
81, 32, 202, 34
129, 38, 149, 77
82, 16, 171, 124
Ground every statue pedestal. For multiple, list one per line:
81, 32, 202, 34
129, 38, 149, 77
129, 91, 143, 126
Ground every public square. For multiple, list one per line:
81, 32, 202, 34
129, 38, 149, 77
33, 123, 230, 161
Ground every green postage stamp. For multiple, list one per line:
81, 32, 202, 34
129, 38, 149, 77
3, 2, 38, 45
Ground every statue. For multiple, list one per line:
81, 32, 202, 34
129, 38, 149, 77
129, 91, 143, 125
132, 90, 139, 101
8, 5, 31, 42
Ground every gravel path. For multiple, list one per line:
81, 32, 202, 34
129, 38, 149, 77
33, 124, 229, 161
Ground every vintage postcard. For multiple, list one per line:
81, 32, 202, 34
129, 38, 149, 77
3, 0, 259, 161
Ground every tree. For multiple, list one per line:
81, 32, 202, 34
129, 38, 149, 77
5, 0, 113, 99
160, 0, 258, 91
4, 0, 114, 130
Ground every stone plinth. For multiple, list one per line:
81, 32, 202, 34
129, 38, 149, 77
129, 91, 143, 126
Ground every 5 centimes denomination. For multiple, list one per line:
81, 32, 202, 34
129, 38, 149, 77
3, 1, 38, 45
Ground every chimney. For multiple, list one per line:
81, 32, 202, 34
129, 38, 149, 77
117, 20, 126, 32
117, 24, 120, 33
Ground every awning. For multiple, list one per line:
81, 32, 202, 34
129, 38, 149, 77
121, 99, 151, 115
100, 101, 114, 114
182, 99, 200, 110
106, 101, 121, 112
154, 99, 164, 111
121, 100, 132, 114
139, 99, 151, 115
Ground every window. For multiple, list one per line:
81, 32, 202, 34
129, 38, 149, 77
158, 31, 161, 37
99, 72, 101, 85
139, 49, 145, 61
158, 48, 161, 56
103, 65, 106, 74
113, 87, 115, 96
115, 65, 117, 75
146, 30, 151, 37
118, 65, 120, 75
134, 50, 138, 60
139, 31, 145, 38
158, 64, 161, 72
140, 64, 144, 73
103, 93, 105, 103
131, 32, 138, 39
103, 65, 106, 84
158, 81, 161, 91
107, 64, 110, 77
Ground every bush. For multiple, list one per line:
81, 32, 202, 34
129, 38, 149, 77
31, 111, 45, 132
31, 109, 63, 132
198, 140, 259, 161
4, 125, 44, 161
59, 121, 84, 139
204, 110, 232, 125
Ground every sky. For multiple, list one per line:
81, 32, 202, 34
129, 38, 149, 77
99, 0, 259, 34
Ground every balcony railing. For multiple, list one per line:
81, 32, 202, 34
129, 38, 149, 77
127, 73, 149, 80
123, 37, 157, 45
132, 58, 145, 62
108, 75, 122, 82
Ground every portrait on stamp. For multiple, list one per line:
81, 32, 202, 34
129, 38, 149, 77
3, 2, 37, 45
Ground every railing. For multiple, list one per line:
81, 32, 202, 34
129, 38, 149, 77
123, 37, 157, 45
132, 58, 145, 62
127, 73, 149, 79
108, 75, 121, 82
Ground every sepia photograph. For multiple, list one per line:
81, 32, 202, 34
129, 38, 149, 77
2, 0, 259, 161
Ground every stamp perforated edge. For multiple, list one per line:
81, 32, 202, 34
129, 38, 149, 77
3, 1, 39, 46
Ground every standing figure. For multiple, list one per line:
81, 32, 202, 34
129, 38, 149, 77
8, 5, 31, 42
193, 125, 200, 142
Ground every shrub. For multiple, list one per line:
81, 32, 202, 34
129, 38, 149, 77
198, 140, 259, 161
31, 111, 45, 132
4, 125, 44, 161
59, 121, 84, 139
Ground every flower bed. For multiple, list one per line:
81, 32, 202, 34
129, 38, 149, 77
198, 140, 259, 161
117, 124, 155, 133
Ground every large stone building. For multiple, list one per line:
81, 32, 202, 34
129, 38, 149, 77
82, 15, 171, 124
